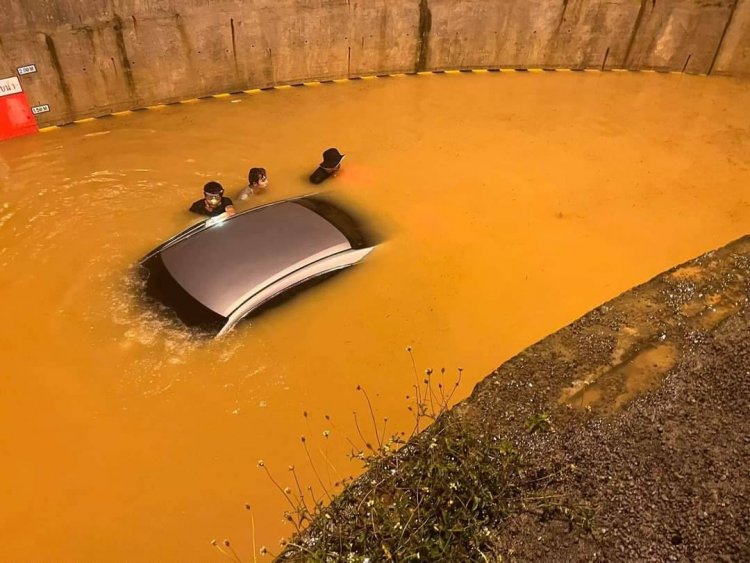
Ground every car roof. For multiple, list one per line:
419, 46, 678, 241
159, 200, 351, 317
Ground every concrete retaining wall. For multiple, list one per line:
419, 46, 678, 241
1, 0, 748, 127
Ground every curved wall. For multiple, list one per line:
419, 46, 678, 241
1, 0, 749, 127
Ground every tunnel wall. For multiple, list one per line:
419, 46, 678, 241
1, 0, 749, 127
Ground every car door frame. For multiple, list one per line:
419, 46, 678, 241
217, 247, 373, 337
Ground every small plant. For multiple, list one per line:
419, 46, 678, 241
230, 349, 585, 561
526, 412, 554, 433
279, 411, 525, 560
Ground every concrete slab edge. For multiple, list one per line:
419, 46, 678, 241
37, 67, 707, 133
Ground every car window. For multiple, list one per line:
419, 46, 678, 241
294, 197, 371, 249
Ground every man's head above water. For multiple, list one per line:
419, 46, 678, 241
309, 148, 345, 185
248, 167, 268, 189
203, 181, 225, 208
320, 148, 345, 172
190, 181, 235, 217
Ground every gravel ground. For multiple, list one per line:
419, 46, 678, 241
480, 308, 750, 562
282, 236, 750, 561
469, 236, 750, 562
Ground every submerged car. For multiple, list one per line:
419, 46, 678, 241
139, 196, 374, 336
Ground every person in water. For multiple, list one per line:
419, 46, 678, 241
189, 181, 236, 217
238, 167, 269, 200
309, 148, 345, 185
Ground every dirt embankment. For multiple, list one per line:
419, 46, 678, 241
282, 236, 750, 561
468, 235, 750, 561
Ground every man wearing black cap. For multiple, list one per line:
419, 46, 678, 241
189, 181, 236, 217
309, 148, 345, 185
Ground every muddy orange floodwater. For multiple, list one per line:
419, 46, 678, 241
1, 71, 749, 561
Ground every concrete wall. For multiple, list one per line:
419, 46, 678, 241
714, 0, 750, 74
1, 0, 748, 127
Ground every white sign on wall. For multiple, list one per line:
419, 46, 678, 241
17, 64, 37, 75
32, 104, 50, 115
0, 76, 23, 98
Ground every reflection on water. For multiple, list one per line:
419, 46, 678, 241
0, 71, 749, 561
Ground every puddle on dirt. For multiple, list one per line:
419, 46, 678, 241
611, 325, 644, 365
672, 261, 747, 332
680, 292, 742, 331
669, 265, 706, 283
567, 343, 679, 412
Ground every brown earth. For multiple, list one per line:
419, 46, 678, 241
281, 236, 750, 561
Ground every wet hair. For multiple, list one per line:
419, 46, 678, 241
203, 181, 224, 195
248, 167, 267, 186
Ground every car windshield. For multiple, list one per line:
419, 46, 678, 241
295, 196, 370, 249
